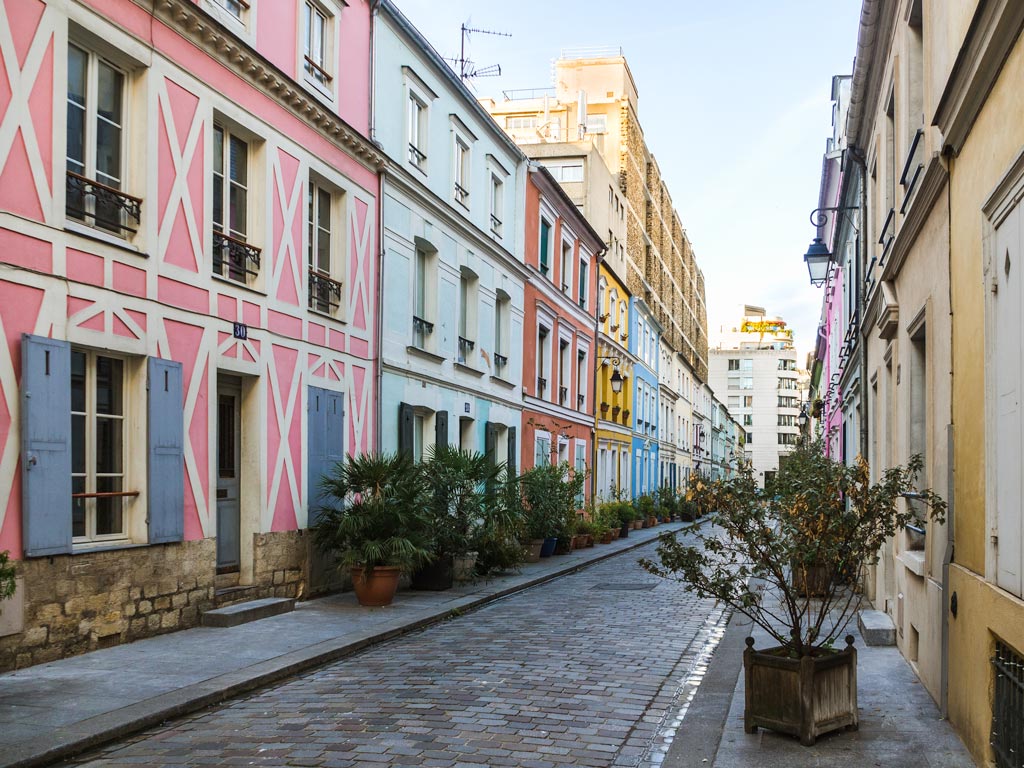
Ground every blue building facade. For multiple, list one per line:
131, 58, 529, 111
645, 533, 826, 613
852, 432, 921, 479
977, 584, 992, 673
629, 298, 661, 497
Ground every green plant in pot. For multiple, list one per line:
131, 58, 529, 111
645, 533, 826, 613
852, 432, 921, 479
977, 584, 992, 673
416, 444, 504, 588
313, 452, 432, 607
0, 550, 16, 602
641, 441, 944, 746
519, 462, 583, 556
476, 473, 529, 574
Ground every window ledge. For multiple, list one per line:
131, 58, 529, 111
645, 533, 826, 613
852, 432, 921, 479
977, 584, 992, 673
489, 374, 516, 390
898, 550, 927, 577
406, 345, 446, 364
212, 273, 267, 297
454, 361, 484, 378
308, 307, 346, 325
70, 541, 156, 556
65, 222, 147, 257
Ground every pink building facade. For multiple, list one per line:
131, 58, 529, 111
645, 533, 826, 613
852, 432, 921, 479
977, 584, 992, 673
0, 0, 382, 669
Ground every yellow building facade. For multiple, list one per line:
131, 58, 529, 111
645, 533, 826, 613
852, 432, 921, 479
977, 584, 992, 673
595, 261, 635, 498
937, 3, 1024, 763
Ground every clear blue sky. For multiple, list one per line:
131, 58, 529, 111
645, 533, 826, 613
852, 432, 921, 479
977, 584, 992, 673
393, 0, 864, 363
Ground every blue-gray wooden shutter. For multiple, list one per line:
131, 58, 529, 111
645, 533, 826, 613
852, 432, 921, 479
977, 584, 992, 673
485, 421, 497, 467
21, 334, 72, 556
147, 357, 184, 544
434, 410, 448, 449
507, 426, 517, 478
398, 402, 414, 458
308, 386, 344, 527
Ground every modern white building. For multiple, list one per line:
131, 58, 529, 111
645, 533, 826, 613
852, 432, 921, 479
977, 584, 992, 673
709, 306, 800, 487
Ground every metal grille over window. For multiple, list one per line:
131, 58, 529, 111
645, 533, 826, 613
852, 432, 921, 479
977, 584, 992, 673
992, 640, 1024, 768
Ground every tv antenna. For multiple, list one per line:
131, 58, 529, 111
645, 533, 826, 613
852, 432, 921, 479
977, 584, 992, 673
447, 21, 511, 83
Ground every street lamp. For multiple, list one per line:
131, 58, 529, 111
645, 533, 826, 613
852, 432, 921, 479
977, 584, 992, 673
599, 356, 624, 393
803, 206, 859, 287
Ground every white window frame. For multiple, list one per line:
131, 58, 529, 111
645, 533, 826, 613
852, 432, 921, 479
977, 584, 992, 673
450, 116, 477, 209
306, 174, 346, 318
576, 342, 589, 411
71, 348, 131, 545
403, 68, 436, 174
412, 238, 438, 352
535, 430, 552, 467
299, 0, 341, 102
489, 172, 504, 237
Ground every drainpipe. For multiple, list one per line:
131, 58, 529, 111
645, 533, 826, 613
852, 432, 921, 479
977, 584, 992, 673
940, 167, 955, 720
371, 0, 384, 451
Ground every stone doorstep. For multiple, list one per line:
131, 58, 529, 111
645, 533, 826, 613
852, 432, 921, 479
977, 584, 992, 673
200, 597, 296, 628
858, 609, 897, 646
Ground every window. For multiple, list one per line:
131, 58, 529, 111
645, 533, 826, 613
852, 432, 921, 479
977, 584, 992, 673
598, 279, 606, 320
746, 433, 753, 444
458, 268, 478, 364
71, 350, 126, 542
413, 414, 425, 462
407, 94, 427, 169
537, 325, 550, 396
535, 433, 551, 466
585, 113, 607, 134
744, 396, 753, 408
212, 124, 259, 283
728, 396, 740, 408
576, 349, 587, 410
558, 338, 570, 405
307, 181, 342, 314
539, 219, 552, 276
561, 240, 572, 293
727, 359, 740, 371
578, 258, 588, 309
218, 0, 248, 18
779, 433, 798, 446
507, 116, 538, 131
744, 414, 753, 427
66, 44, 140, 237
454, 137, 470, 206
412, 244, 436, 350
740, 359, 753, 371
490, 174, 503, 236
544, 162, 584, 183
303, 2, 332, 90
494, 291, 510, 373
740, 377, 753, 390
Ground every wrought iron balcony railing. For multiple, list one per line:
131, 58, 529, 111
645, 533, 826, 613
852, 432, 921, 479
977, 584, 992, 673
577, 394, 585, 408
457, 336, 475, 364
494, 352, 508, 370
559, 385, 568, 405
408, 143, 426, 168
900, 128, 924, 214
213, 231, 261, 282
308, 269, 342, 314
454, 182, 469, 205
66, 170, 142, 236
537, 376, 547, 395
412, 315, 433, 348
490, 213, 502, 235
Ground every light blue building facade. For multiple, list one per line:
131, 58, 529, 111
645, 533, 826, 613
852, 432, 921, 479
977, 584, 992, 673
375, 2, 528, 465
629, 298, 660, 497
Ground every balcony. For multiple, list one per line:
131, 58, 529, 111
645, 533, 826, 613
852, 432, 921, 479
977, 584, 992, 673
457, 336, 475, 364
308, 269, 342, 314
900, 128, 924, 215
577, 394, 585, 408
490, 213, 502, 236
213, 231, 261, 282
408, 143, 426, 169
494, 352, 508, 371
559, 385, 568, 405
66, 171, 142, 236
537, 376, 547, 395
412, 315, 434, 348
454, 182, 469, 206
303, 55, 333, 87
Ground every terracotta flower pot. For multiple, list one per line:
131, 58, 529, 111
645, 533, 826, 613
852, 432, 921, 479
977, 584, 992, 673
350, 566, 402, 607
524, 539, 544, 562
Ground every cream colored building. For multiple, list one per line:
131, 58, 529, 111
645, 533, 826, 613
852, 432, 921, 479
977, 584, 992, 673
709, 307, 800, 488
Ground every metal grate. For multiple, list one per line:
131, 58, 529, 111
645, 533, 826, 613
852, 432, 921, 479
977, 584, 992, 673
992, 640, 1024, 768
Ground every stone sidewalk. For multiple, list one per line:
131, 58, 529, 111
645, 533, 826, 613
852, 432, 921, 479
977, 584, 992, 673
0, 523, 685, 768
662, 603, 978, 767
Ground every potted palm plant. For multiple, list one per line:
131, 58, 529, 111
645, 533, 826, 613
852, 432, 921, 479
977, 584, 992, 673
642, 442, 944, 746
313, 452, 432, 607
415, 444, 503, 589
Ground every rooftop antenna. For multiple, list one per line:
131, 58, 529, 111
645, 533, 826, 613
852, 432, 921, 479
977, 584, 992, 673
448, 20, 511, 84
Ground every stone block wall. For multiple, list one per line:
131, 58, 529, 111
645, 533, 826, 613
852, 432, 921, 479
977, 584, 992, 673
0, 539, 216, 671
252, 530, 308, 600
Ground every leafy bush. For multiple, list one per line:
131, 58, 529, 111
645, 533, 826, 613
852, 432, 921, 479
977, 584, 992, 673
642, 441, 945, 657
519, 462, 584, 541
0, 551, 15, 601
475, 475, 528, 576
420, 444, 503, 559
313, 452, 432, 572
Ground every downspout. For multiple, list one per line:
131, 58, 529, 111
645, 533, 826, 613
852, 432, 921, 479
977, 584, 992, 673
940, 163, 954, 720
370, 0, 384, 450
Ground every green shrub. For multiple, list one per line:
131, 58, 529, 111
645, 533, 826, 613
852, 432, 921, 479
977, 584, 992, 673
0, 551, 15, 601
519, 462, 584, 541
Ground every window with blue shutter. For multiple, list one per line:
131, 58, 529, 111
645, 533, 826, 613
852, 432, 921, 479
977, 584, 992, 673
21, 334, 72, 556
308, 386, 344, 526
147, 357, 184, 544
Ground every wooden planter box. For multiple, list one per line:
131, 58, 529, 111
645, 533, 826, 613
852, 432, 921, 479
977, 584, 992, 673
743, 636, 858, 746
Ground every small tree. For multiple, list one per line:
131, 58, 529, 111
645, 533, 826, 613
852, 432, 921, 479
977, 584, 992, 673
642, 442, 945, 657
518, 462, 584, 541
0, 550, 15, 601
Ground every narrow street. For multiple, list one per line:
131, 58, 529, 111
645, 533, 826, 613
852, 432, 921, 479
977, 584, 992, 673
65, 544, 726, 768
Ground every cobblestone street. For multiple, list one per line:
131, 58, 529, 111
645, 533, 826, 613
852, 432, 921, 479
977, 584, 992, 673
64, 543, 723, 768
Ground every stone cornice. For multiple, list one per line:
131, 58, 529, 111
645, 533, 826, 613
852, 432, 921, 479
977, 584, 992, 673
153, 0, 386, 172
880, 154, 948, 283
933, 0, 1024, 156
